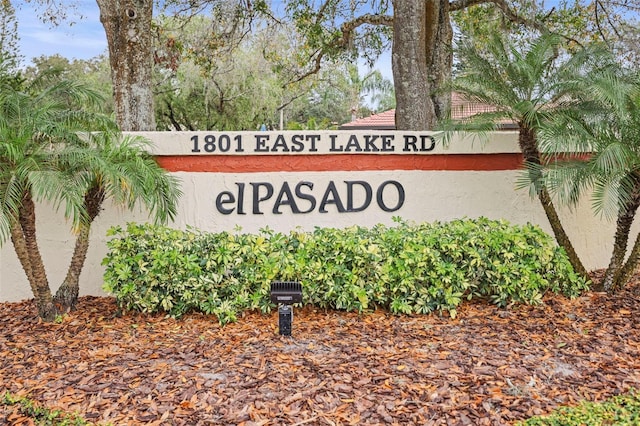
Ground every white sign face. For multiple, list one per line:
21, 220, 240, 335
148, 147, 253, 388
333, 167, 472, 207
138, 130, 522, 156
134, 131, 524, 226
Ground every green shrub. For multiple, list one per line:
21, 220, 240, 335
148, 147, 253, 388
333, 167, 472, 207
517, 389, 640, 425
2, 392, 91, 426
102, 218, 589, 324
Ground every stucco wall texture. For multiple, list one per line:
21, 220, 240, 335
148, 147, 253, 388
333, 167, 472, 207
0, 131, 625, 302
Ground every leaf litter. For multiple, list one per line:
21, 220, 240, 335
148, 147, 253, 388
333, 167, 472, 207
1, 272, 639, 425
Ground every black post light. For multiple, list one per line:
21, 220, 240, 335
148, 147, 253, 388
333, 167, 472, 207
270, 281, 302, 336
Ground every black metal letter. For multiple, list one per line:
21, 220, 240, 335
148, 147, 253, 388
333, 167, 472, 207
295, 182, 316, 213
236, 182, 246, 215
319, 181, 346, 213
216, 191, 236, 215
345, 181, 372, 212
273, 182, 301, 214
250, 182, 274, 214
376, 180, 405, 212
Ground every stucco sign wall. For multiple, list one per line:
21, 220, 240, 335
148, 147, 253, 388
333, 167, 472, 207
146, 131, 524, 231
0, 131, 624, 302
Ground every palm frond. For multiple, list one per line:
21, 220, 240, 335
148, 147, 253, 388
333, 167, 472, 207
592, 177, 627, 220
538, 159, 597, 208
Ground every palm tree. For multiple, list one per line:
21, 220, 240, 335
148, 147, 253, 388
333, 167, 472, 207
538, 65, 640, 291
0, 63, 181, 319
0, 69, 100, 319
444, 32, 606, 280
345, 64, 394, 120
52, 131, 182, 310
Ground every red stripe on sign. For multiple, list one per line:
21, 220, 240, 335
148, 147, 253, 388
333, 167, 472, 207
156, 154, 525, 172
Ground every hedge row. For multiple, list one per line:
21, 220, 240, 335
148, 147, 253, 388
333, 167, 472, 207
102, 218, 589, 324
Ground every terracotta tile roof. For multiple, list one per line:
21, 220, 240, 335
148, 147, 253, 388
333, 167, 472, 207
338, 109, 396, 130
338, 93, 516, 130
450, 92, 498, 118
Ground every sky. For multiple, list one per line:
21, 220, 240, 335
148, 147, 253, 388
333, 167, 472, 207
15, 0, 107, 64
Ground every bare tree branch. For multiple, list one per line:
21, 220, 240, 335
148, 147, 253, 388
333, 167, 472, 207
450, 0, 545, 29
450, 0, 494, 12
277, 91, 309, 111
285, 49, 325, 87
600, 0, 622, 39
595, 0, 608, 42
451, 0, 585, 47
286, 13, 392, 87
339, 13, 393, 45
164, 100, 183, 131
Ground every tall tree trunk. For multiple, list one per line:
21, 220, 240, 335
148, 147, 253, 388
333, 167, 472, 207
392, 0, 432, 130
519, 126, 589, 279
96, 0, 155, 131
54, 186, 106, 311
392, 0, 453, 130
16, 191, 56, 320
426, 0, 453, 122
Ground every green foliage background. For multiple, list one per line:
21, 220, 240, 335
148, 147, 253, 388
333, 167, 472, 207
103, 218, 588, 324
518, 389, 640, 425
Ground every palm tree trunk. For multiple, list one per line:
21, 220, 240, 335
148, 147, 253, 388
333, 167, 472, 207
18, 191, 56, 320
10, 222, 37, 296
538, 188, 589, 279
601, 183, 640, 291
601, 208, 636, 290
518, 126, 589, 279
613, 230, 640, 290
53, 223, 90, 311
54, 186, 105, 311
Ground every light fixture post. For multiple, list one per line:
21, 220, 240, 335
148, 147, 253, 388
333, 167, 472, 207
270, 281, 302, 336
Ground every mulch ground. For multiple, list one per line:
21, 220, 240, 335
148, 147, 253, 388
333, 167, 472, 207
1, 274, 640, 425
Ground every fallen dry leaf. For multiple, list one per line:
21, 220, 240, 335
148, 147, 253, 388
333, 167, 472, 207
1, 269, 639, 425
